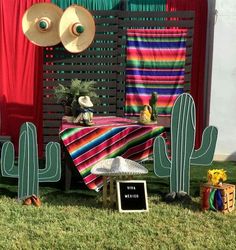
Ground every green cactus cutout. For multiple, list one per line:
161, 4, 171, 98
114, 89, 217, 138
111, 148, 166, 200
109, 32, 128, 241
149, 92, 158, 121
153, 93, 218, 194
1, 122, 61, 200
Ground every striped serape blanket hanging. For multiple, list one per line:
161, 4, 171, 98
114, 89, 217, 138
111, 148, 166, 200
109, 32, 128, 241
59, 116, 165, 191
125, 28, 187, 117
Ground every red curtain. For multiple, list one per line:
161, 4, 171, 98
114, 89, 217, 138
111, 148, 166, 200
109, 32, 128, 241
0, 0, 49, 156
167, 0, 208, 148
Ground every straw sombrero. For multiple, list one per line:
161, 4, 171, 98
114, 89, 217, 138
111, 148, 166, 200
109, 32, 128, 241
59, 5, 95, 53
78, 96, 93, 108
91, 157, 148, 176
22, 3, 63, 47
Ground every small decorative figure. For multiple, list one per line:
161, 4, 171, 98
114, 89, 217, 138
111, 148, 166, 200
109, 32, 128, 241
138, 105, 152, 124
149, 92, 158, 122
207, 169, 227, 186
73, 96, 94, 126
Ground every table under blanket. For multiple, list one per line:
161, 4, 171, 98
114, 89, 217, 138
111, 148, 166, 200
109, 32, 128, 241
59, 116, 165, 191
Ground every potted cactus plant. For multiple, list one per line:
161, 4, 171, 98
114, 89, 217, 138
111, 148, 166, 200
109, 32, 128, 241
54, 79, 98, 116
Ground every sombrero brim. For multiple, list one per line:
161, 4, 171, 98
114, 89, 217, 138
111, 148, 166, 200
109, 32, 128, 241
59, 5, 95, 53
22, 3, 63, 47
78, 96, 93, 107
91, 158, 148, 176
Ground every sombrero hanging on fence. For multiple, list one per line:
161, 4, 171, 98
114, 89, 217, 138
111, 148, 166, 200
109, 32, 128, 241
59, 4, 96, 53
22, 3, 63, 47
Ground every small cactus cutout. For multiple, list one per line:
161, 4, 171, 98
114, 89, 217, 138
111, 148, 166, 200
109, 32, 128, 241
153, 93, 218, 194
1, 122, 61, 200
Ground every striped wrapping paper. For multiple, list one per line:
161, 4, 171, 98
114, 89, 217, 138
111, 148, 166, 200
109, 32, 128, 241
59, 116, 165, 191
125, 28, 187, 117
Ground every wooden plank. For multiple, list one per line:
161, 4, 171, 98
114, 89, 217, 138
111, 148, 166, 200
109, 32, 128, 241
119, 19, 194, 28
92, 10, 119, 16
95, 17, 118, 24
43, 112, 63, 119
43, 136, 60, 142
44, 56, 118, 64
117, 100, 125, 107
43, 120, 61, 127
116, 109, 124, 116
184, 74, 191, 82
43, 72, 117, 79
96, 25, 118, 32
43, 105, 63, 112
95, 33, 119, 40
185, 56, 193, 64
119, 11, 195, 18
44, 49, 118, 58
117, 26, 194, 38
43, 64, 125, 71
185, 65, 192, 73
43, 96, 117, 105
116, 92, 125, 99
43, 88, 117, 96
43, 128, 61, 135
43, 80, 118, 88
118, 37, 194, 46
88, 42, 117, 49
184, 83, 191, 91
94, 105, 116, 112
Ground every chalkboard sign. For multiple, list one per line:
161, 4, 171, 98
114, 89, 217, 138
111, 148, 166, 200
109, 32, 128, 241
116, 180, 148, 213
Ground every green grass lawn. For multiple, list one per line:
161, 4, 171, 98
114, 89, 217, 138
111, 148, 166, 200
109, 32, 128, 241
0, 161, 236, 249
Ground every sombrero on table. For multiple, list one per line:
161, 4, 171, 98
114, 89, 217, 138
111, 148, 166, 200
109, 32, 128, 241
91, 157, 148, 176
22, 3, 63, 46
78, 96, 93, 108
59, 4, 96, 53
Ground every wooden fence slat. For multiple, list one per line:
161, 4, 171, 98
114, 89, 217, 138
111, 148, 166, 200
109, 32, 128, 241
43, 128, 61, 135
43, 120, 61, 127
43, 64, 125, 71
96, 25, 118, 32
118, 19, 194, 28
95, 17, 118, 24
43, 88, 117, 96
119, 11, 195, 18
43, 80, 118, 87
43, 96, 117, 105
43, 72, 117, 79
43, 111, 63, 118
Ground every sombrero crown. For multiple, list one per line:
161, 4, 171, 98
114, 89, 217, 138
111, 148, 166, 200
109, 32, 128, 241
22, 3, 63, 47
59, 4, 96, 53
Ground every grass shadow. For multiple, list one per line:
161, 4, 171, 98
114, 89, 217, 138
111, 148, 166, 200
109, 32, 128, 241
0, 187, 17, 198
39, 188, 101, 208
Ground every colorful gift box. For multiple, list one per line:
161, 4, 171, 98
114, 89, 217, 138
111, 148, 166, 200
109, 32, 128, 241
200, 183, 235, 213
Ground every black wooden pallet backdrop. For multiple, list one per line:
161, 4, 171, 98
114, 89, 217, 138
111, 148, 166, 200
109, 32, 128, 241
43, 10, 195, 148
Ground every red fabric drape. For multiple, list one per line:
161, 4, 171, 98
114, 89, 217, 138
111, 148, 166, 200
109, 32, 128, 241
0, 0, 49, 156
167, 0, 208, 148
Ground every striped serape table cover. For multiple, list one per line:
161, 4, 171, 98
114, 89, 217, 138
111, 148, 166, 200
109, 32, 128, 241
125, 28, 187, 117
59, 116, 165, 191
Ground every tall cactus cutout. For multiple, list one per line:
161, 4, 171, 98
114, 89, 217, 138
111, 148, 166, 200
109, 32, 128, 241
1, 122, 61, 200
154, 93, 218, 194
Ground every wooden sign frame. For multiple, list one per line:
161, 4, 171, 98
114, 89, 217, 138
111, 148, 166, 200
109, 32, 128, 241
116, 180, 148, 213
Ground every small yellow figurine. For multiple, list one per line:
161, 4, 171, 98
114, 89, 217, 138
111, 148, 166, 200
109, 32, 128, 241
139, 105, 152, 124
73, 96, 94, 126
207, 169, 227, 186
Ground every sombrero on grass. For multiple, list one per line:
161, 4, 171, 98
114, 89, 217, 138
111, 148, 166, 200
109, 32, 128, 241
59, 4, 95, 53
22, 3, 63, 47
91, 157, 148, 176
